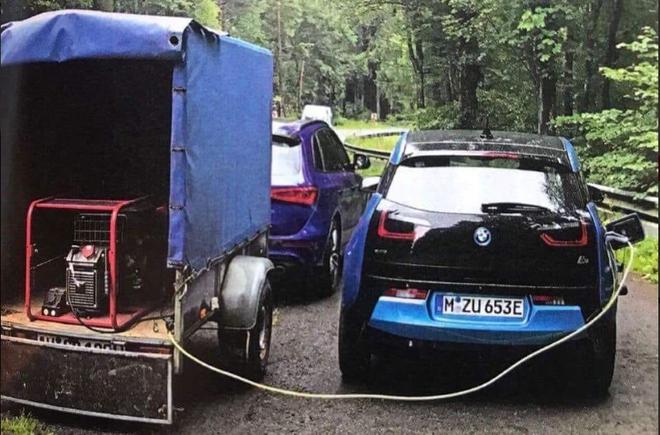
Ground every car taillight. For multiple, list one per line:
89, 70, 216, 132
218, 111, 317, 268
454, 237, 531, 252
532, 295, 565, 305
540, 220, 588, 247
377, 211, 415, 240
383, 288, 429, 300
271, 186, 318, 206
481, 151, 519, 159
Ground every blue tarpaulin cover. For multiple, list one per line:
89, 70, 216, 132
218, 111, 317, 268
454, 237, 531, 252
1, 10, 273, 272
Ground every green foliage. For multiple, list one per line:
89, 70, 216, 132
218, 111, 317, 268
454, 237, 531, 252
554, 28, 659, 194
357, 158, 386, 177
189, 0, 220, 28
1, 412, 52, 435
617, 238, 659, 284
516, 5, 569, 63
349, 135, 400, 152
399, 104, 459, 130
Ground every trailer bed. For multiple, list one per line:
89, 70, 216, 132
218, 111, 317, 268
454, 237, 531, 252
1, 300, 171, 346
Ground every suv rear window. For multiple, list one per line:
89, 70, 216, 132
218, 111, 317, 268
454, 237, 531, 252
272, 140, 304, 186
384, 156, 586, 214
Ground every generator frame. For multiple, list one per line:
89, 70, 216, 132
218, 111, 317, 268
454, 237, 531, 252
25, 197, 151, 331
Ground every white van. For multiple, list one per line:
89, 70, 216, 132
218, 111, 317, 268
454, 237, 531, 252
301, 104, 333, 126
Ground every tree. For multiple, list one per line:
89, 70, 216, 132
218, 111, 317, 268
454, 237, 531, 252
554, 27, 658, 194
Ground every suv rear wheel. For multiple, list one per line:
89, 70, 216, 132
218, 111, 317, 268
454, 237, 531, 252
316, 219, 341, 296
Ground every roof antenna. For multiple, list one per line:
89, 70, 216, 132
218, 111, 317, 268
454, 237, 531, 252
480, 115, 493, 139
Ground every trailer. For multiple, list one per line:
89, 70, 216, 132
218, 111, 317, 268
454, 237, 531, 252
1, 10, 273, 424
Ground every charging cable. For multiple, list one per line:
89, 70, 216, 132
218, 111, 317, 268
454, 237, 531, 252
168, 239, 634, 401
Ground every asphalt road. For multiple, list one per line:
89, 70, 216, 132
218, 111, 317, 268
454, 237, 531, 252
2, 275, 657, 434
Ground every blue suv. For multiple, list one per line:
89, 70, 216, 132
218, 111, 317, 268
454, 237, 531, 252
339, 129, 644, 395
270, 120, 370, 295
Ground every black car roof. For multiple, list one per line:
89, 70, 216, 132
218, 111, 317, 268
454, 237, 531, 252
402, 129, 569, 165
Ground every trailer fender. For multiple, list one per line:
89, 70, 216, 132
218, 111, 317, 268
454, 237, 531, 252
217, 255, 274, 330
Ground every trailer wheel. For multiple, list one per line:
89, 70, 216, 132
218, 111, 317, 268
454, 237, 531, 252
245, 280, 273, 380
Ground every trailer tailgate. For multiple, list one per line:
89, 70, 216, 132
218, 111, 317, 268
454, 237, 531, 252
1, 334, 173, 424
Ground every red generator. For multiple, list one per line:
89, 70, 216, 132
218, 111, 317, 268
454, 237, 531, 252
25, 197, 168, 331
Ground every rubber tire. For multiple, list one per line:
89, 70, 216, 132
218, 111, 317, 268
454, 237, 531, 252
338, 308, 370, 382
315, 219, 341, 297
579, 317, 616, 397
244, 280, 273, 381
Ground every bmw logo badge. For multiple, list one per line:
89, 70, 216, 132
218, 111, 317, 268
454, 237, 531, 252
473, 227, 491, 247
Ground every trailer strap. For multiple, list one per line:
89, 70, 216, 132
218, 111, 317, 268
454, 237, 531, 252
168, 241, 633, 401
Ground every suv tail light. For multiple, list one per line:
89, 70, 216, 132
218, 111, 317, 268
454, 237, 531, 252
540, 220, 588, 247
271, 186, 318, 206
383, 288, 429, 300
377, 211, 415, 240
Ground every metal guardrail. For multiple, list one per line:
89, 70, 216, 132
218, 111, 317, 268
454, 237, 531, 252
344, 130, 658, 237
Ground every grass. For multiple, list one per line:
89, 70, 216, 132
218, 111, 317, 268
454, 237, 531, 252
357, 158, 387, 177
334, 118, 409, 130
1, 412, 52, 435
345, 133, 399, 178
617, 237, 658, 283
348, 135, 400, 152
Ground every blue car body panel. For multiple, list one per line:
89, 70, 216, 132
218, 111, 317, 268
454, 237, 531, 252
587, 201, 615, 306
341, 193, 382, 308
369, 295, 585, 346
560, 137, 581, 172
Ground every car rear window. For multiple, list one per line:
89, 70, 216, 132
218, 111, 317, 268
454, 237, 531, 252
272, 140, 304, 186
384, 156, 585, 214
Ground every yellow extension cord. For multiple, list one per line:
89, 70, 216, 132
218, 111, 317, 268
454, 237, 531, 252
168, 241, 633, 401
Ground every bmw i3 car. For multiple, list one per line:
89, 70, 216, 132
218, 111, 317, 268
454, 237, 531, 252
339, 129, 644, 395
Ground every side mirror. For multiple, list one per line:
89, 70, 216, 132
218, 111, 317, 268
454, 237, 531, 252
361, 176, 380, 193
588, 185, 605, 205
353, 153, 371, 170
605, 213, 645, 249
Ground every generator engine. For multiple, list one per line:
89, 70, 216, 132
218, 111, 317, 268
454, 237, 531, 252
41, 210, 153, 318
65, 242, 109, 315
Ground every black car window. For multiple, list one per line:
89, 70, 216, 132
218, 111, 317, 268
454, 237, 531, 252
384, 156, 586, 214
324, 129, 351, 170
313, 128, 350, 172
312, 134, 326, 171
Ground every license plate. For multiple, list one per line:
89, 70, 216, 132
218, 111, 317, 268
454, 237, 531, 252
37, 333, 125, 351
437, 294, 525, 318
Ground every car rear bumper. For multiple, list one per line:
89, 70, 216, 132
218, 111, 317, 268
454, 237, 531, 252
367, 295, 585, 347
269, 235, 326, 267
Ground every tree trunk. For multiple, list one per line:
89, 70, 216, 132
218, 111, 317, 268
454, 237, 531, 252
406, 30, 425, 109
580, 0, 604, 112
376, 85, 381, 120
458, 64, 482, 128
601, 0, 624, 109
416, 38, 425, 108
538, 69, 557, 134
562, 49, 574, 116
276, 1, 286, 116
298, 59, 305, 111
